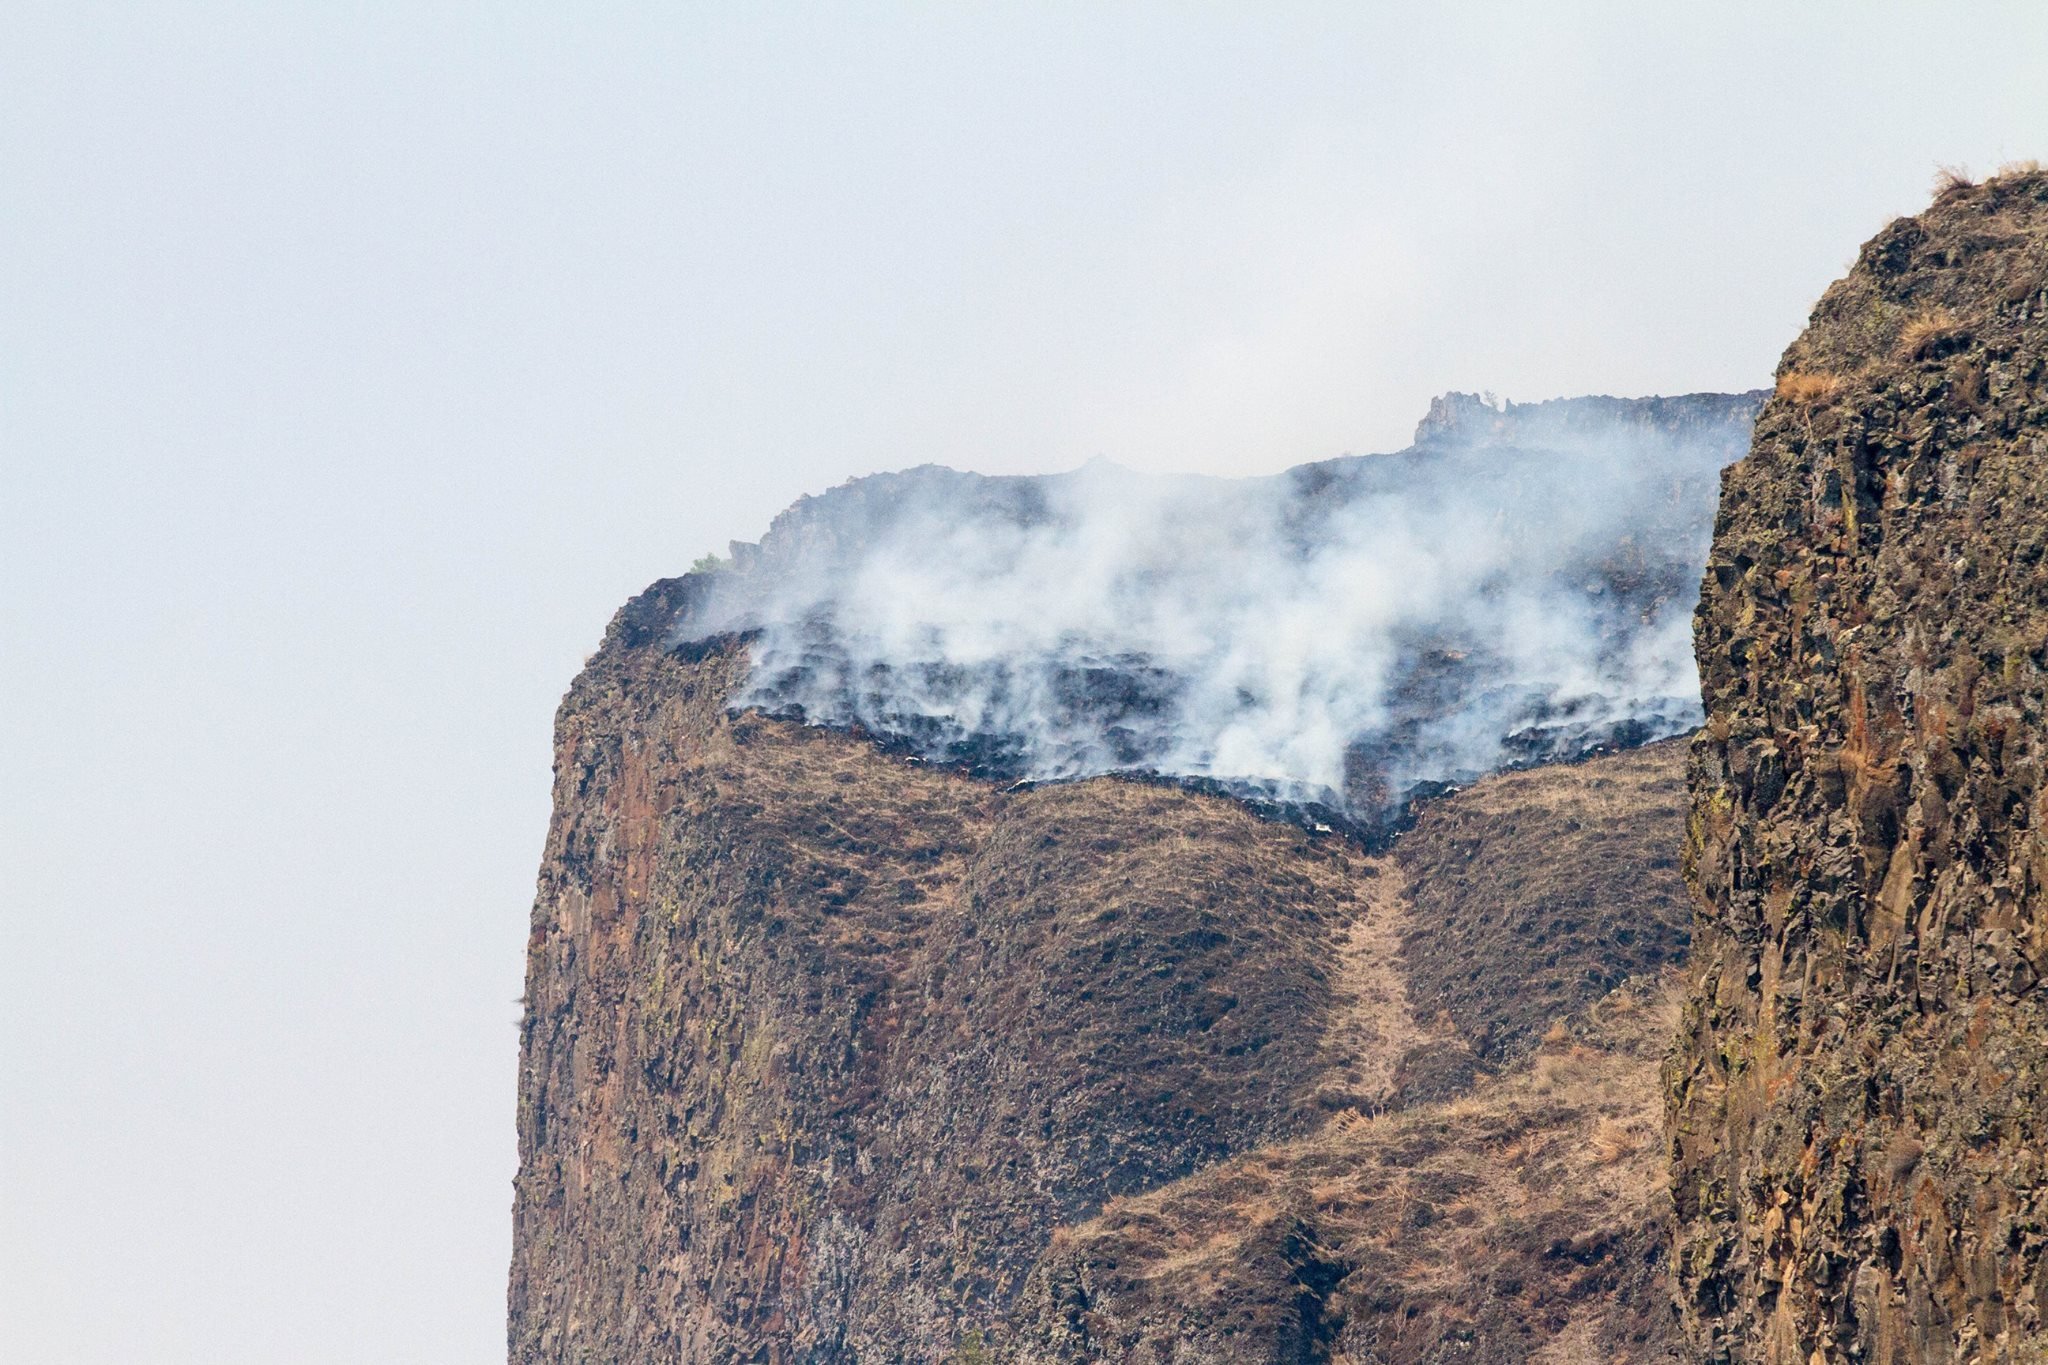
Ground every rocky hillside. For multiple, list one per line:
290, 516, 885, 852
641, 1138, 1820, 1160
507, 567, 1700, 1360
1014, 746, 1694, 1364
1668, 168, 2048, 1361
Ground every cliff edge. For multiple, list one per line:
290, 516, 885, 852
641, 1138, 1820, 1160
508, 605, 1697, 1360
1669, 168, 2048, 1361
507, 389, 1770, 1359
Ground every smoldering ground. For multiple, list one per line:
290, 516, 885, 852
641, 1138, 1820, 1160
677, 392, 1761, 821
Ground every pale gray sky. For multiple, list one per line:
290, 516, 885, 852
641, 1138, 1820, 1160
3, 4, 2044, 1361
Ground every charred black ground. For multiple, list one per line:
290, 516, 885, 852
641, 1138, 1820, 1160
669, 390, 1762, 840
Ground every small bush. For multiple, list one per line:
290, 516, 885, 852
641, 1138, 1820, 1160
1531, 1050, 1579, 1093
1933, 164, 1977, 199
1898, 308, 1964, 359
1588, 1117, 1637, 1165
1776, 371, 1844, 404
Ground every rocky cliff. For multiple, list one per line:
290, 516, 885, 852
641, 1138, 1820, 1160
508, 622, 1368, 1361
505, 381, 1778, 1360
507, 592, 1701, 1359
1669, 168, 2048, 1361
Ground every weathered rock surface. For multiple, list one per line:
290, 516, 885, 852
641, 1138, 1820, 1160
509, 608, 1373, 1363
1668, 169, 2048, 1362
507, 569, 1698, 1360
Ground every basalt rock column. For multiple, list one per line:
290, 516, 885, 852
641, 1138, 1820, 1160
1670, 170, 2048, 1361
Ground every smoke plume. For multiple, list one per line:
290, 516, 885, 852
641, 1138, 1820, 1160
677, 392, 1761, 829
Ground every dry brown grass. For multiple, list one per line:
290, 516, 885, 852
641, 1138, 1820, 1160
1995, 159, 2045, 179
1898, 307, 1964, 359
1776, 370, 1844, 404
1395, 742, 1691, 1063
1531, 1047, 1592, 1094
1314, 857, 1439, 1110
1028, 972, 1689, 1358
1934, 164, 1977, 199
1597, 987, 1642, 1019
1587, 1117, 1638, 1165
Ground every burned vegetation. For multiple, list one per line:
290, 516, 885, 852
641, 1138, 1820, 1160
510, 601, 1697, 1361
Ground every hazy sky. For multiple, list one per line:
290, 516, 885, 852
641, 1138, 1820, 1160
5, 4, 2045, 1361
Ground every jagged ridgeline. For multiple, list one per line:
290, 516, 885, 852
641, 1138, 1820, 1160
675, 391, 1762, 830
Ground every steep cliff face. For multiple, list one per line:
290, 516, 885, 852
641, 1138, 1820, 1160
509, 606, 1377, 1362
1669, 169, 2048, 1362
507, 567, 1698, 1359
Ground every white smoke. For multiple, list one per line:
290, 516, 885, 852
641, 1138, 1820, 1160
678, 392, 1758, 826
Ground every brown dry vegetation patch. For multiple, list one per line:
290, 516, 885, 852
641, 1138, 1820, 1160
1307, 858, 1453, 1116
1896, 305, 1966, 359
1015, 977, 1687, 1364
1393, 740, 1691, 1064
1775, 370, 1845, 404
1010, 745, 1699, 1363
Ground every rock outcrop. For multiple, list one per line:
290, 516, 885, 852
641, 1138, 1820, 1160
508, 619, 1369, 1362
1668, 169, 2048, 1361
507, 575, 1699, 1358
